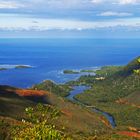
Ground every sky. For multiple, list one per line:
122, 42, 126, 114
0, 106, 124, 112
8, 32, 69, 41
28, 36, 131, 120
0, 0, 140, 38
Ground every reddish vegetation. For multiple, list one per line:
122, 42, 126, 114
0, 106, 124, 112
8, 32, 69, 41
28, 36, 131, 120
99, 116, 111, 128
15, 89, 49, 97
116, 99, 126, 104
116, 99, 140, 108
128, 126, 140, 132
117, 131, 140, 139
61, 109, 73, 118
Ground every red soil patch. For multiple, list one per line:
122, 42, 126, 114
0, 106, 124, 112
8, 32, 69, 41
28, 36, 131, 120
15, 89, 49, 97
116, 99, 140, 108
117, 131, 140, 139
99, 116, 111, 128
61, 109, 73, 118
128, 126, 140, 132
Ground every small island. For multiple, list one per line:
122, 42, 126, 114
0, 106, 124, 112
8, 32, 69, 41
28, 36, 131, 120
0, 68, 8, 71
63, 70, 80, 74
15, 65, 32, 69
63, 69, 96, 74
0, 65, 32, 72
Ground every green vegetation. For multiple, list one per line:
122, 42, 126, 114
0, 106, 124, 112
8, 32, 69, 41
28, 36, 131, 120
67, 66, 123, 86
0, 65, 31, 71
80, 69, 96, 73
12, 104, 71, 140
121, 56, 140, 76
73, 57, 140, 130
133, 58, 140, 75
32, 80, 72, 97
133, 69, 140, 74
0, 57, 140, 139
63, 70, 79, 74
0, 119, 10, 140
15, 65, 31, 69
95, 66, 123, 76
0, 85, 109, 140
0, 68, 7, 71
67, 75, 96, 86
63, 69, 96, 74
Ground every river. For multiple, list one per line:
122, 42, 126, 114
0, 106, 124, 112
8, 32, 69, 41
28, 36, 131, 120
66, 86, 116, 128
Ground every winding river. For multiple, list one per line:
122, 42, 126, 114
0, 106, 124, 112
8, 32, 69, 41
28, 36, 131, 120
66, 86, 116, 128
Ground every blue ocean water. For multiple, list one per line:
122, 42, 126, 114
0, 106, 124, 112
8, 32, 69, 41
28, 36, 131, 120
0, 38, 140, 88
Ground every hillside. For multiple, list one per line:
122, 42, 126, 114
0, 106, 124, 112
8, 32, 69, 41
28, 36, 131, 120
0, 86, 35, 118
0, 85, 111, 140
0, 56, 140, 139
32, 80, 72, 97
73, 56, 140, 102
122, 57, 140, 76
72, 57, 140, 137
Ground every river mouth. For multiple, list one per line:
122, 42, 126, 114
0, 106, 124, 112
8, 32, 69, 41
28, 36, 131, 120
66, 86, 117, 128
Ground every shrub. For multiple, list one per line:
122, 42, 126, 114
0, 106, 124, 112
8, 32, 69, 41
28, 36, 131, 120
12, 104, 72, 140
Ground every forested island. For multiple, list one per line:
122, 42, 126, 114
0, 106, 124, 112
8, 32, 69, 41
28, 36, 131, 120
63, 69, 96, 74
15, 65, 32, 69
0, 65, 32, 71
0, 68, 8, 71
63, 70, 80, 74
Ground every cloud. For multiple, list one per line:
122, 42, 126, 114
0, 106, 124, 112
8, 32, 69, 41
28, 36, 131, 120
0, 14, 140, 31
0, 0, 139, 38
0, 0, 139, 11
90, 0, 140, 5
90, 0, 102, 4
26, 0, 89, 9
118, 0, 138, 5
0, 1, 25, 9
98, 11, 133, 17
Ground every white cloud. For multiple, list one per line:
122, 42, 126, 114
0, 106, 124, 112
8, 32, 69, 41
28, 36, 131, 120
0, 0, 139, 11
26, 0, 88, 9
0, 14, 140, 31
98, 11, 133, 16
0, 1, 25, 9
119, 0, 138, 5
90, 0, 140, 5
90, 0, 102, 4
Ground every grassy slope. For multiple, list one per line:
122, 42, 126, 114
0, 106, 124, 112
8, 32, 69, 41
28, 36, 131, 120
74, 57, 140, 131
124, 90, 140, 106
32, 80, 72, 97
0, 85, 111, 139
0, 86, 36, 118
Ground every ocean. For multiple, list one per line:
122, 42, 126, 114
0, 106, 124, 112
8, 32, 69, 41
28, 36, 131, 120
0, 38, 140, 88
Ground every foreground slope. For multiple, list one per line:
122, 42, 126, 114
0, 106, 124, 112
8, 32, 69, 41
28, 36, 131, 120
0, 85, 110, 139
